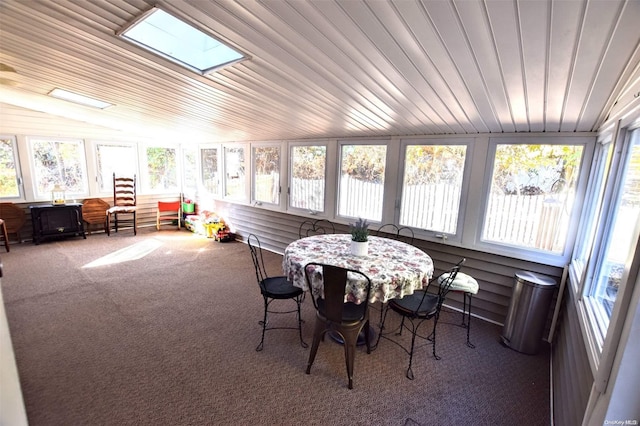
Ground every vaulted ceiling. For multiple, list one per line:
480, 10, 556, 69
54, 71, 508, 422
1, 0, 639, 143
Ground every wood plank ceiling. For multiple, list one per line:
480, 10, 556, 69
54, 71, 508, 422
1, 0, 639, 143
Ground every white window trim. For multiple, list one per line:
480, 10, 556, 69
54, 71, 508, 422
287, 139, 336, 219
250, 141, 287, 211
221, 143, 250, 203
139, 142, 180, 195
571, 113, 640, 378
25, 135, 90, 201
397, 136, 474, 245
469, 135, 595, 267
88, 140, 139, 196
0, 134, 24, 202
335, 138, 392, 224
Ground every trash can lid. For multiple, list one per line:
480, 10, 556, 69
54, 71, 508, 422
514, 271, 557, 287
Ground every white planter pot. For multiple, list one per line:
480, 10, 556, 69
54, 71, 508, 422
350, 240, 369, 256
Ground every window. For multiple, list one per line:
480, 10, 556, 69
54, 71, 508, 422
118, 7, 246, 75
252, 145, 281, 206
29, 137, 88, 199
581, 127, 640, 347
338, 143, 387, 222
482, 143, 584, 253
182, 146, 198, 195
96, 143, 137, 192
289, 144, 327, 213
400, 143, 467, 235
144, 146, 178, 192
0, 135, 21, 199
201, 146, 220, 196
224, 145, 246, 201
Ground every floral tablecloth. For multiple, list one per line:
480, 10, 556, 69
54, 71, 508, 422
283, 234, 433, 304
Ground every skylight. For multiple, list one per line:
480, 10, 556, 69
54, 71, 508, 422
48, 88, 112, 109
118, 7, 246, 75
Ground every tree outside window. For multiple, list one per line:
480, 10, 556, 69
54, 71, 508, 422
338, 144, 387, 222
290, 145, 326, 212
145, 147, 177, 191
482, 144, 584, 253
30, 137, 88, 198
0, 137, 20, 198
253, 146, 280, 205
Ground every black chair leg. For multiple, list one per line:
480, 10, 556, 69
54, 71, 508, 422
256, 298, 269, 352
465, 293, 475, 348
296, 297, 308, 349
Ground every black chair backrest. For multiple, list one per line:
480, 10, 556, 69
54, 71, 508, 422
299, 219, 335, 238
376, 223, 415, 244
304, 262, 372, 323
247, 234, 268, 284
419, 258, 466, 313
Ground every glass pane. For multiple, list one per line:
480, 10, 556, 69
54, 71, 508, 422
0, 137, 20, 197
224, 146, 245, 200
201, 148, 219, 194
588, 129, 640, 337
338, 144, 386, 221
253, 146, 280, 205
290, 145, 326, 212
96, 144, 136, 192
482, 144, 584, 253
400, 145, 466, 233
146, 147, 177, 191
182, 147, 198, 193
30, 138, 87, 196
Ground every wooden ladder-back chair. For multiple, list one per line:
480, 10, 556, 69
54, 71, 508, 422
107, 174, 137, 236
156, 201, 182, 230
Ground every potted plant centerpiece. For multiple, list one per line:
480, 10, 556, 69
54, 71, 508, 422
350, 217, 370, 256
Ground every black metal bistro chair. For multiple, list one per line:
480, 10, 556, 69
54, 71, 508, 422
298, 219, 336, 238
247, 234, 307, 352
304, 262, 373, 389
374, 223, 415, 244
377, 258, 465, 379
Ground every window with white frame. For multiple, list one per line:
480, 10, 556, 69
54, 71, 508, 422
577, 126, 640, 350
252, 145, 281, 206
201, 146, 220, 196
289, 144, 327, 213
400, 143, 467, 235
0, 135, 22, 199
28, 137, 88, 199
96, 142, 137, 192
338, 143, 387, 222
224, 145, 246, 201
143, 146, 178, 192
181, 146, 198, 196
481, 142, 585, 253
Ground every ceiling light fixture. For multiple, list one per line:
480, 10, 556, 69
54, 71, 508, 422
48, 88, 112, 109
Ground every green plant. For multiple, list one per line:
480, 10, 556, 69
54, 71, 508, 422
350, 217, 370, 242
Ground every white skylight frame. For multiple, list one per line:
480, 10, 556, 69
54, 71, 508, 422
48, 88, 113, 109
117, 7, 247, 75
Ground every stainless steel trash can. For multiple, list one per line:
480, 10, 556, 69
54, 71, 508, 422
501, 271, 557, 354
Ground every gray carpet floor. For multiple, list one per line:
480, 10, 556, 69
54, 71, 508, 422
0, 228, 550, 425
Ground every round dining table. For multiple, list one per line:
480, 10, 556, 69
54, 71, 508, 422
283, 234, 434, 304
